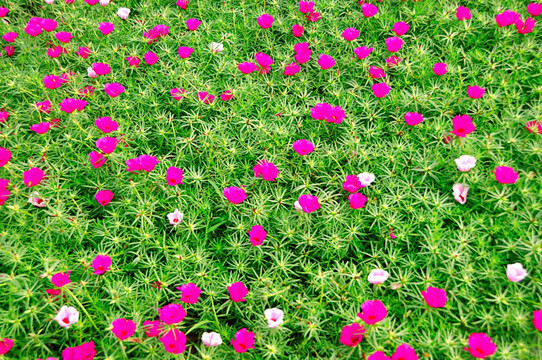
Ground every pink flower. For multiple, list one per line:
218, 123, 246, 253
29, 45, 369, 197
404, 112, 423, 126
117, 7, 131, 19
166, 166, 184, 186
292, 24, 304, 37
297, 194, 320, 213
4, 45, 14, 56
372, 83, 390, 98
160, 329, 187, 354
368, 269, 389, 284
343, 175, 362, 193
95, 189, 114, 206
223, 186, 247, 204
143, 320, 162, 337
0, 111, 9, 123
255, 52, 274, 73
354, 46, 373, 59
0, 148, 11, 167
361, 3, 378, 17
421, 287, 448, 308
43, 75, 62, 89
339, 323, 365, 347
349, 193, 367, 209
231, 328, 255, 353
77, 46, 91, 58
51, 271, 71, 287
96, 137, 118, 154
467, 85, 485, 99
126, 155, 159, 172
515, 18, 536, 34
464, 333, 497, 359
178, 46, 194, 58
385, 37, 403, 52
369, 351, 391, 360
25, 23, 42, 37
494, 166, 518, 184
59, 98, 88, 113
318, 54, 336, 69
28, 191, 48, 208
392, 343, 418, 360
253, 160, 279, 181
170, 88, 186, 100
159, 303, 187, 324
144, 51, 159, 65
89, 151, 106, 168
450, 115, 475, 137
393, 22, 409, 36
357, 299, 387, 324
55, 31, 72, 43
264, 308, 284, 328
248, 225, 267, 246
533, 309, 542, 332
0, 179, 10, 206
176, 0, 190, 9
126, 56, 140, 67
453, 183, 469, 204
61, 341, 96, 360
369, 66, 386, 79
112, 318, 136, 340
298, 1, 314, 13
99, 22, 114, 35
294, 42, 312, 64
284, 62, 301, 76
257, 13, 274, 29
167, 209, 183, 227
311, 103, 332, 120
30, 122, 51, 134
36, 100, 52, 113
2, 32, 17, 43
455, 155, 476, 172
144, 24, 170, 42
456, 6, 472, 21
91, 254, 111, 275
47, 45, 64, 58
186, 18, 201, 31
95, 117, 118, 133
221, 90, 234, 101
0, 7, 9, 17
104, 83, 125, 97
528, 3, 542, 17
238, 62, 258, 74
496, 11, 520, 27
506, 263, 528, 282
292, 139, 314, 155
92, 62, 111, 75
386, 55, 401, 67
54, 305, 79, 328
24, 167, 44, 187
198, 91, 215, 104
433, 62, 448, 75
176, 283, 202, 304
343, 27, 360, 41
202, 332, 222, 346
228, 282, 248, 302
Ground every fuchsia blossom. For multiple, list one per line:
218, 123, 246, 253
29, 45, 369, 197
24, 167, 44, 187
404, 112, 424, 126
89, 151, 106, 168
343, 175, 362, 193
198, 91, 215, 104
393, 22, 410, 36
91, 254, 112, 275
99, 22, 114, 35
342, 28, 360, 41
51, 271, 71, 287
186, 18, 201, 31
306, 10, 321, 22
104, 83, 125, 97
299, 1, 314, 13
95, 190, 114, 206
340, 323, 365, 347
145, 51, 159, 65
159, 303, 187, 324
386, 55, 401, 67
60, 98, 88, 113
126, 56, 140, 67
433, 62, 448, 75
253, 160, 279, 181
358, 299, 387, 324
36, 100, 52, 113
143, 320, 162, 337
0, 7, 9, 17
47, 46, 64, 58
160, 329, 187, 354
257, 13, 274, 29
231, 328, 255, 353
43, 75, 62, 89
496, 11, 521, 27
354, 46, 373, 59
385, 37, 403, 52
126, 155, 160, 172
55, 31, 72, 43
166, 166, 184, 185
421, 287, 448, 308
25, 22, 42, 37
77, 46, 91, 58
348, 193, 367, 209
176, 0, 190, 9
30, 122, 51, 134
311, 103, 345, 123
293, 139, 314, 155
0, 148, 11, 167
464, 333, 497, 359
467, 85, 485, 99
528, 3, 542, 17
178, 46, 194, 58
223, 186, 247, 204
4, 45, 14, 56
255, 52, 274, 74
369, 351, 391, 360
238, 62, 258, 74
2, 32, 17, 43
533, 309, 542, 332
494, 166, 518, 184
92, 62, 111, 75
453, 183, 469, 204
62, 341, 96, 360
515, 18, 536, 34
0, 111, 9, 123
524, 120, 541, 134
369, 66, 386, 79
170, 88, 187, 100
296, 194, 320, 213
456, 6, 472, 20
450, 115, 475, 137
318, 54, 336, 69
372, 83, 390, 98
221, 90, 234, 101
284, 62, 301, 76
228, 281, 249, 302
361, 3, 378, 17
95, 117, 118, 133
177, 283, 202, 304
392, 343, 418, 360
248, 225, 267, 246
292, 24, 304, 37
111, 318, 136, 340
144, 24, 170, 42
0, 179, 10, 206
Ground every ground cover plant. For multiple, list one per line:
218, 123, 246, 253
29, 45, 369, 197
0, 0, 541, 358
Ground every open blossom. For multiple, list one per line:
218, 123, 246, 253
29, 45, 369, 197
202, 332, 222, 347
54, 306, 79, 328
95, 189, 114, 206
231, 328, 255, 353
104, 83, 125, 97
28, 191, 48, 208
494, 166, 518, 184
342, 27, 360, 41
43, 75, 62, 89
62, 341, 96, 360
89, 151, 106, 168
361, 3, 378, 17
91, 255, 112, 275
30, 122, 51, 134
368, 269, 389, 284
143, 51, 159, 65
166, 166, 184, 185
96, 137, 118, 154
515, 18, 536, 34
223, 186, 246, 204
159, 303, 187, 324
92, 62, 111, 75
293, 139, 314, 155
265, 308, 284, 328
528, 3, 542, 17
221, 90, 233, 101
369, 66, 386, 79
143, 320, 162, 337
421, 287, 448, 308
318, 54, 335, 69
198, 92, 215, 104
506, 263, 527, 282
95, 117, 118, 133
0, 148, 10, 167
99, 22, 114, 35
372, 83, 390, 98
496, 10, 520, 27
77, 46, 91, 58
294, 42, 312, 64
24, 167, 45, 187
255, 52, 273, 73
354, 46, 373, 59
433, 62, 448, 75
292, 24, 304, 37
248, 225, 267, 246
393, 343, 418, 360
59, 98, 88, 113
297, 194, 320, 213
369, 351, 391, 360
257, 13, 274, 28
170, 88, 186, 100
343, 175, 362, 193
452, 183, 469, 204
340, 323, 365, 347
186, 18, 201, 31
450, 115, 475, 137
253, 160, 279, 181
404, 112, 423, 126
299, 1, 314, 13
464, 333, 496, 359
455, 155, 476, 172
51, 271, 71, 287
178, 46, 194, 58
457, 6, 472, 20
467, 85, 485, 99
126, 155, 159, 172
117, 7, 130, 19
284, 62, 301, 76
386, 55, 401, 67
112, 318, 136, 340
126, 56, 140, 67
533, 309, 542, 332
357, 172, 375, 187
176, 0, 190, 9
177, 283, 202, 304
167, 209, 183, 227
160, 329, 187, 354
349, 193, 367, 209
228, 282, 248, 302
357, 299, 387, 324
55, 31, 72, 43
393, 22, 409, 36
209, 42, 224, 52
385, 37, 403, 52
0, 179, 10, 206
238, 62, 257, 74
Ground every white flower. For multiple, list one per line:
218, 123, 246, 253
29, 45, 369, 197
28, 191, 48, 208
117, 7, 130, 19
167, 209, 183, 227
264, 308, 284, 328
452, 183, 469, 204
54, 306, 79, 328
87, 67, 98, 78
357, 172, 375, 187
209, 42, 224, 52
99, 0, 110, 5
201, 332, 222, 347
506, 263, 528, 282
367, 269, 389, 285
294, 201, 302, 212
455, 155, 476, 172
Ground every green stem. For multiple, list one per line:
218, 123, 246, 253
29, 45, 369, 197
64, 288, 100, 332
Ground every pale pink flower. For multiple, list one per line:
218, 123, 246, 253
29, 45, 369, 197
368, 269, 389, 284
28, 191, 48, 208
202, 332, 222, 347
264, 308, 284, 328
507, 263, 528, 282
117, 7, 130, 19
455, 155, 476, 172
452, 183, 469, 205
167, 209, 183, 227
54, 306, 79, 328
357, 172, 375, 187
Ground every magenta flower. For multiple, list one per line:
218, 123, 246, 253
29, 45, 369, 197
43, 75, 61, 89
433, 62, 447, 75
24, 167, 44, 187
59, 98, 88, 113
372, 83, 390, 98
369, 66, 386, 79
30, 122, 51, 134
112, 318, 136, 340
36, 100, 52, 113
292, 24, 304, 37
126, 155, 159, 172
231, 328, 255, 353
348, 193, 367, 209
255, 52, 274, 74
99, 22, 114, 35
55, 31, 72, 43
166, 166, 184, 186
25, 23, 42, 37
92, 62, 111, 75
533, 309, 542, 332
104, 83, 125, 97
342, 27, 360, 41
339, 323, 365, 347
178, 46, 194, 58
253, 160, 279, 181
494, 166, 518, 184
221, 90, 234, 101
0, 111, 8, 123
62, 341, 96, 360
198, 91, 215, 104
294, 42, 312, 64
368, 351, 391, 360
318, 54, 336, 69
176, 0, 190, 9
386, 55, 401, 67
298, 1, 314, 13
467, 85, 485, 99
385, 37, 403, 52
186, 18, 201, 31
354, 46, 373, 59
159, 303, 187, 324
457, 6, 472, 20
421, 287, 448, 308
4, 45, 14, 57
144, 51, 159, 65
257, 13, 274, 29
144, 24, 170, 42
170, 88, 186, 100
311, 103, 332, 120
450, 115, 475, 137
284, 62, 301, 76
464, 333, 497, 359
177, 283, 202, 304
0, 339, 13, 356
515, 18, 536, 34
89, 151, 106, 168
248, 225, 267, 246
392, 22, 410, 36
160, 329, 187, 354
126, 56, 140, 67
361, 3, 378, 17
2, 32, 17, 43
96, 137, 118, 154
95, 190, 114, 206
0, 179, 10, 206
343, 175, 362, 193
528, 3, 542, 17
496, 10, 520, 27
228, 281, 249, 302
404, 112, 424, 126
297, 194, 320, 213
357, 299, 387, 324
0, 7, 9, 17
77, 46, 91, 58
41, 19, 57, 32
143, 320, 162, 337
91, 255, 112, 275
223, 186, 247, 204
392, 343, 418, 360
292, 139, 314, 155
0, 148, 11, 167
238, 62, 258, 74
95, 117, 118, 133
51, 271, 71, 287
